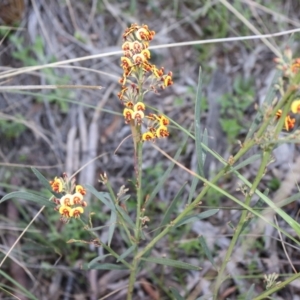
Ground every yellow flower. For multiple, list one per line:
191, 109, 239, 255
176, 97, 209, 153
123, 108, 134, 123
141, 49, 151, 60
156, 125, 170, 138
158, 115, 170, 126
284, 115, 295, 131
120, 57, 133, 69
291, 100, 300, 114
49, 177, 63, 193
72, 192, 83, 205
134, 102, 145, 111
71, 207, 84, 218
59, 205, 73, 218
142, 132, 155, 141
76, 185, 86, 196
60, 194, 74, 206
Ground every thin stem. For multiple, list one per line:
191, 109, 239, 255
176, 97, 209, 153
127, 68, 145, 300
213, 150, 271, 299
253, 272, 300, 300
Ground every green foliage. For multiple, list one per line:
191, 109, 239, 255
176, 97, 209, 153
9, 35, 70, 112
219, 75, 254, 142
0, 115, 26, 138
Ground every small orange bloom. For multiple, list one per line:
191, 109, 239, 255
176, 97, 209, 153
120, 57, 133, 69
275, 109, 282, 119
72, 192, 83, 205
59, 205, 73, 218
134, 102, 145, 111
71, 207, 84, 218
60, 194, 74, 206
123, 108, 134, 123
50, 177, 63, 193
76, 185, 86, 196
156, 126, 170, 138
142, 132, 155, 141
285, 115, 295, 131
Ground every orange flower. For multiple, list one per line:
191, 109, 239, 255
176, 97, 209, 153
50, 177, 63, 193
59, 205, 73, 218
285, 115, 295, 131
72, 192, 83, 205
120, 57, 133, 69
71, 207, 84, 218
123, 108, 134, 123
134, 102, 145, 111
275, 109, 282, 119
142, 132, 155, 141
60, 194, 74, 206
76, 185, 86, 196
156, 126, 170, 138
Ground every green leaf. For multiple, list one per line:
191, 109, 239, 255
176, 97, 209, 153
227, 154, 261, 173
157, 183, 187, 236
141, 257, 201, 270
195, 67, 205, 177
117, 245, 136, 262
175, 209, 219, 228
83, 263, 129, 270
88, 254, 111, 268
0, 191, 54, 207
170, 287, 184, 300
108, 209, 117, 247
199, 236, 216, 269
87, 185, 114, 210
115, 205, 135, 229
0, 270, 39, 300
245, 284, 255, 300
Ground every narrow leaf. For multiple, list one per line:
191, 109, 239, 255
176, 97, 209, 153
88, 254, 111, 268
0, 191, 54, 207
188, 175, 199, 204
157, 183, 187, 236
245, 284, 255, 300
116, 205, 135, 229
170, 287, 184, 300
199, 236, 216, 269
141, 257, 201, 270
83, 263, 129, 270
117, 244, 136, 262
108, 210, 117, 247
175, 209, 219, 228
228, 154, 261, 173
86, 185, 114, 210
195, 67, 205, 177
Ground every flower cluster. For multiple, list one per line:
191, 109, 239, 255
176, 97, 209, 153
274, 48, 300, 132
274, 47, 300, 79
118, 24, 173, 142
49, 175, 87, 222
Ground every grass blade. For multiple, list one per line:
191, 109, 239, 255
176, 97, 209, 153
199, 235, 216, 269
195, 66, 205, 177
175, 209, 219, 228
0, 191, 54, 207
141, 257, 201, 270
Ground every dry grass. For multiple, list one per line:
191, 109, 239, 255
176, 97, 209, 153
1, 0, 300, 299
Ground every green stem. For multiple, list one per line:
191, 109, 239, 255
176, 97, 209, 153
213, 150, 271, 299
253, 272, 300, 300
212, 87, 296, 299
